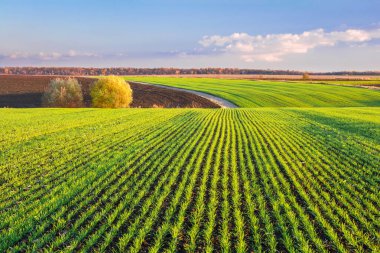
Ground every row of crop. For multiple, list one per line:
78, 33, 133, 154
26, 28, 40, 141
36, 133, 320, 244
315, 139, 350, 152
1, 108, 379, 252
241, 111, 298, 252
63, 111, 209, 252
0, 109, 132, 150
0, 110, 180, 217
183, 110, 226, 252
146, 110, 223, 253
0, 110, 194, 251
192, 109, 380, 252
26, 111, 200, 252
288, 113, 380, 225
0, 110, 175, 207
259, 109, 379, 212
281, 110, 380, 218
125, 111, 222, 253
242, 109, 379, 252
107, 111, 218, 253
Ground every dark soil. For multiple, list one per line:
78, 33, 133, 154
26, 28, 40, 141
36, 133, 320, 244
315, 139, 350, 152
0, 75, 219, 108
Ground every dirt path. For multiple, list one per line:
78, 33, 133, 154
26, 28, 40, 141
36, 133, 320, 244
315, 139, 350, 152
128, 82, 219, 108
131, 81, 238, 108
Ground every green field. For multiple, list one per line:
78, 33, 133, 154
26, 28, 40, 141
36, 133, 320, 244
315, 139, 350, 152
125, 77, 380, 107
1, 107, 379, 252
303, 80, 380, 87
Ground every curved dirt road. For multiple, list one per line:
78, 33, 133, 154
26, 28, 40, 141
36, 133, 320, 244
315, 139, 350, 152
131, 81, 238, 108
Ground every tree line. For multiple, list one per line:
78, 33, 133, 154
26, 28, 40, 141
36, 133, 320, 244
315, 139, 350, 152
0, 67, 379, 76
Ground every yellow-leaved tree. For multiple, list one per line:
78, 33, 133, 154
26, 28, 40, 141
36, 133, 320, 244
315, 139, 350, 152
91, 76, 133, 108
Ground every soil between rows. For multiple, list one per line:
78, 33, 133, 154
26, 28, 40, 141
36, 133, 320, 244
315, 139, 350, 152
0, 75, 220, 108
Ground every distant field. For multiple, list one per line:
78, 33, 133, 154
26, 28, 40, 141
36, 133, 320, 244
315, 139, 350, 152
1, 108, 379, 252
125, 77, 380, 107
302, 80, 380, 87
125, 74, 380, 81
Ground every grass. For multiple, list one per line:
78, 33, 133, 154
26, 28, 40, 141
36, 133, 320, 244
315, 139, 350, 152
125, 77, 380, 107
1, 107, 379, 252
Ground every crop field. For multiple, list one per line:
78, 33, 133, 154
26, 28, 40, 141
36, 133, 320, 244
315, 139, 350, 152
125, 77, 380, 108
302, 80, 380, 88
1, 107, 379, 252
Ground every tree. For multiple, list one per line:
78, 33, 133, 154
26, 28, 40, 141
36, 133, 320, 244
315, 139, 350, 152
90, 76, 133, 108
42, 78, 83, 107
302, 72, 310, 80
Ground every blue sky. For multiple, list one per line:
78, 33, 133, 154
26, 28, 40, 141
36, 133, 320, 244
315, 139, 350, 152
1, 0, 379, 71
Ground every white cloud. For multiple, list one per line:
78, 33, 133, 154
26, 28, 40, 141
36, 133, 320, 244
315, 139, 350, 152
199, 28, 380, 62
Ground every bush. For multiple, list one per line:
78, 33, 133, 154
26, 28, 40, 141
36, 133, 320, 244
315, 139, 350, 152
42, 78, 83, 107
90, 76, 133, 108
302, 72, 310, 80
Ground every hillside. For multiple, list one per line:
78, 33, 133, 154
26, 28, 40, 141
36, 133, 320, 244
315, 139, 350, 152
126, 77, 380, 108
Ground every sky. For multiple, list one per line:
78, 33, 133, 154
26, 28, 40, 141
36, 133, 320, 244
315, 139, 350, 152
1, 0, 379, 71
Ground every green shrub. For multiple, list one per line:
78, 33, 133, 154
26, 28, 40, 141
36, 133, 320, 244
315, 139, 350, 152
42, 78, 83, 107
91, 76, 133, 108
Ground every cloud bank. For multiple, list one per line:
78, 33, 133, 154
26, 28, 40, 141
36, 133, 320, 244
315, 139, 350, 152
0, 50, 98, 61
199, 28, 380, 62
1, 28, 379, 70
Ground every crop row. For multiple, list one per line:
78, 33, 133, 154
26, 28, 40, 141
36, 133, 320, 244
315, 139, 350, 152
0, 108, 379, 252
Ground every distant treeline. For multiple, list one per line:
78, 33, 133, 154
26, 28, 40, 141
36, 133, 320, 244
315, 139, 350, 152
0, 67, 379, 76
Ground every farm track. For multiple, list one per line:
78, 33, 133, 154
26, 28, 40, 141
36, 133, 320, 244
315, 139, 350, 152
130, 81, 238, 108
0, 108, 379, 252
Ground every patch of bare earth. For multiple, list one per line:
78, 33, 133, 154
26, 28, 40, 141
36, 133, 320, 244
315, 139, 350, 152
0, 75, 219, 108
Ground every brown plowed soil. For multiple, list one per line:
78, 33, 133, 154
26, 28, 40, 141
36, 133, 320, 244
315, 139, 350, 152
0, 75, 219, 108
